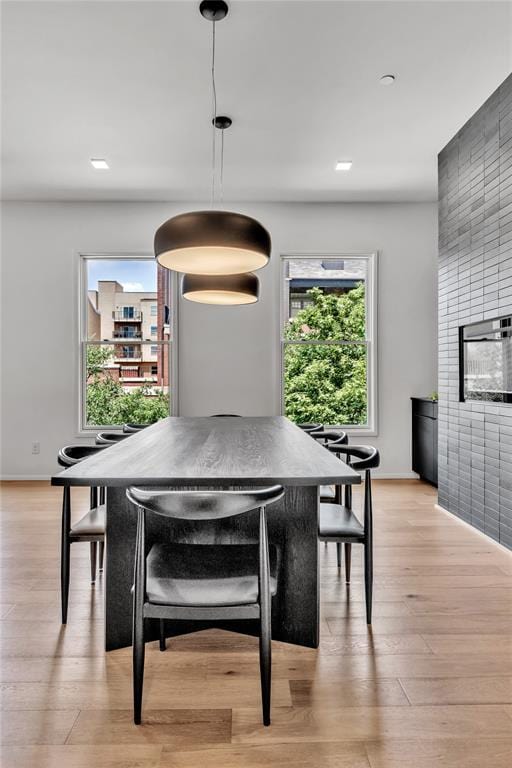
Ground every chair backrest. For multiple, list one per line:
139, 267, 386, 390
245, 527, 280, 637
328, 444, 380, 471
96, 431, 130, 445
126, 485, 284, 521
123, 423, 149, 433
58, 444, 107, 467
298, 423, 322, 433
310, 429, 348, 446
210, 414, 242, 417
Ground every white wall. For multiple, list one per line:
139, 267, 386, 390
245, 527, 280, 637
0, 201, 437, 478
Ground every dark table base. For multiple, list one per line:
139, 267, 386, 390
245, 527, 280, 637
104, 485, 320, 651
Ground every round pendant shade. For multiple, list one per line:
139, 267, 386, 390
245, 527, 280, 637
155, 210, 271, 275
181, 272, 259, 305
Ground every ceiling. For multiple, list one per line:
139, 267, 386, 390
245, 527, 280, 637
2, 0, 511, 203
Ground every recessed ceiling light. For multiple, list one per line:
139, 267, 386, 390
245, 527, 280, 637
90, 158, 109, 170
380, 74, 396, 86
335, 160, 352, 172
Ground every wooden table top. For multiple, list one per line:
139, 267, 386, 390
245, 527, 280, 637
51, 416, 361, 487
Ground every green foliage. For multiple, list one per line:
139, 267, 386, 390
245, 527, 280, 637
86, 346, 169, 427
284, 284, 367, 425
86, 345, 114, 376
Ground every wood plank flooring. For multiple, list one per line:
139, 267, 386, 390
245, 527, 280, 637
1, 479, 512, 767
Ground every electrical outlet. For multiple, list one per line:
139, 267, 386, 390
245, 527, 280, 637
32, 441, 40, 455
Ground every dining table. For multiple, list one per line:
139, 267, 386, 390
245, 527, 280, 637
51, 416, 360, 651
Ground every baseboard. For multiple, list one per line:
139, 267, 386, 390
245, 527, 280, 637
435, 503, 512, 556
0, 475, 51, 481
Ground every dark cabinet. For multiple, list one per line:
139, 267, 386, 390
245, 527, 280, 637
411, 397, 438, 486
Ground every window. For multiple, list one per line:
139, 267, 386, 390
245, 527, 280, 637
80, 255, 174, 430
281, 254, 376, 431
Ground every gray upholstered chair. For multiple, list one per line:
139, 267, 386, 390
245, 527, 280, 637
126, 484, 284, 726
310, 428, 347, 446
309, 429, 349, 503
298, 423, 322, 433
318, 444, 380, 624
57, 444, 108, 623
96, 431, 130, 445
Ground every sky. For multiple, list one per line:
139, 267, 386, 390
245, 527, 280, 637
87, 259, 157, 292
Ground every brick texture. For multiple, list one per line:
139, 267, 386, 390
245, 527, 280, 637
438, 73, 512, 548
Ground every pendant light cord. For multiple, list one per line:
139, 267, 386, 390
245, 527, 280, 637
210, 20, 217, 208
220, 126, 224, 204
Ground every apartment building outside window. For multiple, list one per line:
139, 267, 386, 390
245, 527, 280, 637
80, 255, 175, 430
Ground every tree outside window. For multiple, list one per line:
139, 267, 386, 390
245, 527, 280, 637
282, 257, 373, 427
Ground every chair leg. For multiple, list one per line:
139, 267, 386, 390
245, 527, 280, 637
344, 543, 352, 583
159, 620, 166, 651
61, 487, 71, 625
133, 506, 146, 725
98, 541, 105, 573
364, 542, 373, 625
259, 608, 271, 726
90, 542, 97, 585
258, 506, 272, 727
336, 542, 342, 569
133, 615, 145, 725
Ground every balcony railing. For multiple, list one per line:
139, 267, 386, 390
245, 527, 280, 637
113, 330, 142, 339
120, 367, 140, 378
115, 356, 142, 362
113, 310, 142, 321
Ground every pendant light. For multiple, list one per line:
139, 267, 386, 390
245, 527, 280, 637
182, 272, 259, 305
155, 210, 270, 275
181, 115, 260, 305
154, 0, 271, 276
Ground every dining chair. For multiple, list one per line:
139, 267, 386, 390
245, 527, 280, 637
311, 430, 349, 503
310, 428, 348, 446
210, 414, 242, 417
126, 484, 285, 726
298, 423, 322, 433
123, 423, 149, 433
57, 444, 108, 624
318, 444, 380, 624
96, 431, 130, 445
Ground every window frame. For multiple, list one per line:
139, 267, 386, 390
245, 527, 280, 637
279, 252, 378, 435
77, 252, 178, 434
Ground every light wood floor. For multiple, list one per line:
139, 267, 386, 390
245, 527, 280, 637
1, 480, 512, 767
